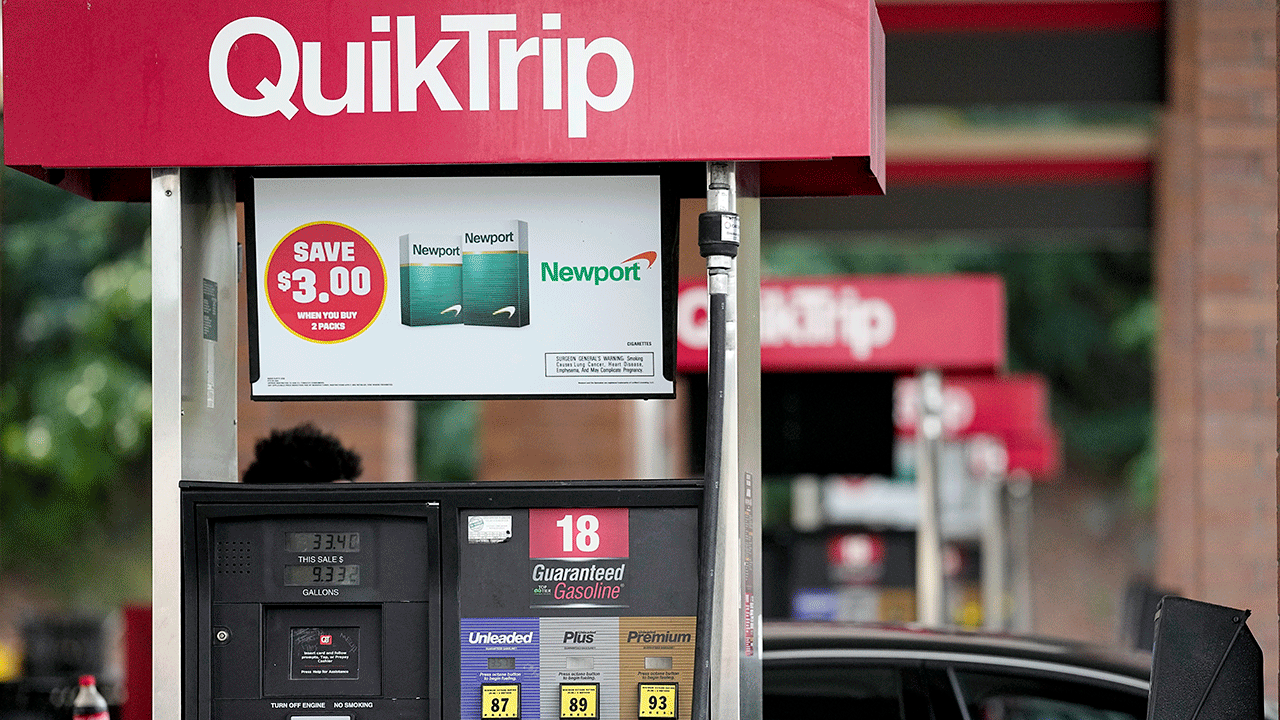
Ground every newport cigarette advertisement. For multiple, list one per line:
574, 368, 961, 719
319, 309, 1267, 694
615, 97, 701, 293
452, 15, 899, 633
248, 174, 674, 399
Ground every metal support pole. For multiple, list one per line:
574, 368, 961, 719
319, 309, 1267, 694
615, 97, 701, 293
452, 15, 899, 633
1007, 471, 1035, 633
152, 168, 239, 720
915, 369, 947, 626
632, 399, 672, 478
980, 470, 1008, 630
151, 168, 183, 720
966, 434, 1009, 630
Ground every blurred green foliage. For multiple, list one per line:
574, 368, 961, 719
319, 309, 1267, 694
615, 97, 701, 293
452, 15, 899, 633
762, 236, 1155, 508
415, 400, 477, 482
1, 165, 153, 574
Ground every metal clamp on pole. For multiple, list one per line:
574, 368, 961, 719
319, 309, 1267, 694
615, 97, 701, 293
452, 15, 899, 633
695, 162, 740, 720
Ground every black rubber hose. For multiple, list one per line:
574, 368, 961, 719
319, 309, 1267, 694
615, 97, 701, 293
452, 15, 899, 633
693, 291, 727, 720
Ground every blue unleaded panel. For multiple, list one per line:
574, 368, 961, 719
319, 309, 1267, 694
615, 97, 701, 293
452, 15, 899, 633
461, 618, 541, 720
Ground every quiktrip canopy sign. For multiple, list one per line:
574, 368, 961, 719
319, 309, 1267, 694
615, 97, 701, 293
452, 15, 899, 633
676, 275, 1005, 373
3, 0, 885, 197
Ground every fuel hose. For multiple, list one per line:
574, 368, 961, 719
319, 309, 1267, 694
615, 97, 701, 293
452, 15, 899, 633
694, 204, 739, 720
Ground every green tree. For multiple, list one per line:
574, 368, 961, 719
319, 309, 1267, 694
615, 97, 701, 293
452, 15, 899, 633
1, 163, 153, 583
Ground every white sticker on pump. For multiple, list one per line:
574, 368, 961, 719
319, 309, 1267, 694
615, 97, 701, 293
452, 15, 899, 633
469, 516, 514, 544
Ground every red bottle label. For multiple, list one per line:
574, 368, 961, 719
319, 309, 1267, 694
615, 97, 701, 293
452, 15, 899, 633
74, 712, 110, 720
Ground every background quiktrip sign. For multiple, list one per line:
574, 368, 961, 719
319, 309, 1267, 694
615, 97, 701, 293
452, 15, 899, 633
3, 0, 884, 196
676, 275, 1005, 373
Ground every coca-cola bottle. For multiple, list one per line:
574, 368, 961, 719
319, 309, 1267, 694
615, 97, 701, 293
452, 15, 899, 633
72, 675, 109, 720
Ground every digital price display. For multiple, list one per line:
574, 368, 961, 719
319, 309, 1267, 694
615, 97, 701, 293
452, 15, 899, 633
284, 564, 362, 586
287, 532, 361, 552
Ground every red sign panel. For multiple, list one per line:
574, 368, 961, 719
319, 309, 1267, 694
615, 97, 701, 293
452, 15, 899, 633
3, 0, 884, 184
895, 374, 1060, 477
676, 275, 1005, 373
529, 508, 628, 558
894, 374, 1049, 438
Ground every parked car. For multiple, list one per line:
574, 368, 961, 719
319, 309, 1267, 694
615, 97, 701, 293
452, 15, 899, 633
762, 622, 1152, 720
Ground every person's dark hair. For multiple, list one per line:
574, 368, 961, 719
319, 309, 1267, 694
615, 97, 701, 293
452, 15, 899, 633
242, 423, 363, 484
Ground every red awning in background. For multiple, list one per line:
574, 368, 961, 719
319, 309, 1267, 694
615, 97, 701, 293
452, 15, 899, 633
895, 374, 1060, 478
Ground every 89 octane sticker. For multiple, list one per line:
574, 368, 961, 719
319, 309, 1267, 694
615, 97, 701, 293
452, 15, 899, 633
560, 683, 598, 720
264, 221, 387, 344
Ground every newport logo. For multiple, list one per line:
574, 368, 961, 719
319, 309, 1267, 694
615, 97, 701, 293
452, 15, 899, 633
414, 244, 460, 257
540, 251, 655, 285
208, 13, 634, 138
464, 232, 516, 245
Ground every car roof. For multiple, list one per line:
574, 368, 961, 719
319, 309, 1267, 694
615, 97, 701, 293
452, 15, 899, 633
761, 621, 1152, 688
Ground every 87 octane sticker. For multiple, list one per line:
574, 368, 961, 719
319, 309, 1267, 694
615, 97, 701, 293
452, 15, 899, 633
481, 684, 520, 720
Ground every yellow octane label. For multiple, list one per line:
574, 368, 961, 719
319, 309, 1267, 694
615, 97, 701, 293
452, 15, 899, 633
638, 684, 678, 719
560, 683, 599, 719
482, 684, 520, 720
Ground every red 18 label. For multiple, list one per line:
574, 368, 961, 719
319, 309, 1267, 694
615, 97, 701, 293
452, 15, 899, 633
529, 508, 628, 558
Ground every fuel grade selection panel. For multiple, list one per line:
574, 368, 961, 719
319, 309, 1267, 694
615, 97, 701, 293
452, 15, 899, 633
454, 495, 700, 720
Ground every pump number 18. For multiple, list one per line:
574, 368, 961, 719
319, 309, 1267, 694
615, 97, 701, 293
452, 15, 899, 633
529, 509, 628, 559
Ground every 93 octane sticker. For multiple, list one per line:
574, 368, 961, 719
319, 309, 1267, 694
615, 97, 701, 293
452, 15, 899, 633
638, 684, 677, 719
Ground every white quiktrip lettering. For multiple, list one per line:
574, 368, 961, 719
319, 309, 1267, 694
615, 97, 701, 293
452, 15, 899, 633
678, 285, 897, 360
208, 13, 633, 137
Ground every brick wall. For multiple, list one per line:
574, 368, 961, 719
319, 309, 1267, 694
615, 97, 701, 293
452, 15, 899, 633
1155, 0, 1277, 695
477, 399, 632, 480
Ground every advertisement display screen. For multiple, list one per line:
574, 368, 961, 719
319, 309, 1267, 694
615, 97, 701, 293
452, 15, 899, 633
247, 169, 677, 399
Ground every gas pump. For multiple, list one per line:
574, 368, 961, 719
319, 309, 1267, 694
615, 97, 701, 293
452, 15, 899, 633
181, 480, 703, 720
